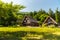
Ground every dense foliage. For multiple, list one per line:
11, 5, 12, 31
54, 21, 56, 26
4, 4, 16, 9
0, 1, 25, 26
26, 9, 60, 25
0, 0, 60, 26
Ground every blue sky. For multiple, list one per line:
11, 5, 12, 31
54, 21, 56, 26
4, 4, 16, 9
2, 0, 60, 12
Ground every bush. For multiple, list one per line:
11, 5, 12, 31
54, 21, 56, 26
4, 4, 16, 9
42, 24, 47, 27
48, 25, 55, 28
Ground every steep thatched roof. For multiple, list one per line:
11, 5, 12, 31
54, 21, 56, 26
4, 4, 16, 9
43, 16, 57, 25
22, 15, 39, 26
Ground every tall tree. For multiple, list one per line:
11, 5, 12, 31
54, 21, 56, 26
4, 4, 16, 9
0, 0, 25, 26
55, 8, 59, 23
48, 9, 53, 17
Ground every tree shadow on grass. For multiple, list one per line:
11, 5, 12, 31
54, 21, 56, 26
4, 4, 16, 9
27, 32, 60, 40
37, 32, 60, 40
0, 31, 60, 40
0, 31, 27, 40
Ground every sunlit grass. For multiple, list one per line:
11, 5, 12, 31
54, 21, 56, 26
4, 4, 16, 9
0, 27, 60, 33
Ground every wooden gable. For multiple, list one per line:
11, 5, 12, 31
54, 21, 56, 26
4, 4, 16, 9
43, 16, 57, 25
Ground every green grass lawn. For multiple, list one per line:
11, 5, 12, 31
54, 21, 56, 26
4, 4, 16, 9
0, 27, 59, 32
0, 27, 60, 40
0, 27, 60, 34
0, 27, 60, 36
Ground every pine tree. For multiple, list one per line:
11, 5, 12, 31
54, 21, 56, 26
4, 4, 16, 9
48, 9, 53, 17
55, 8, 59, 23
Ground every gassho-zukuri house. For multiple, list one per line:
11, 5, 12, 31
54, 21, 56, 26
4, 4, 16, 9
22, 16, 39, 26
43, 16, 58, 26
22, 16, 58, 26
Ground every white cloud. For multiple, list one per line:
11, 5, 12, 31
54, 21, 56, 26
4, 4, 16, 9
2, 0, 12, 3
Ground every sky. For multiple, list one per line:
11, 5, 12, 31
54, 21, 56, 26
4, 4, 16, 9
2, 0, 60, 12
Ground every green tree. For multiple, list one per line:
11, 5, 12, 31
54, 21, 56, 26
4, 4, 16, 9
0, 1, 25, 26
48, 9, 54, 17
29, 12, 34, 17
34, 9, 48, 24
55, 8, 59, 23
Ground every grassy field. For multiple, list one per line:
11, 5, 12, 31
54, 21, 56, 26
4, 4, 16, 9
0, 27, 60, 35
0, 27, 59, 32
0, 27, 60, 40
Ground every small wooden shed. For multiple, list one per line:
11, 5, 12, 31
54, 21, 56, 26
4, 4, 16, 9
43, 16, 58, 26
22, 16, 39, 26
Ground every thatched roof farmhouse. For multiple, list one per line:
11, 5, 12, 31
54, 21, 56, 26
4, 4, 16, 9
22, 16, 39, 26
43, 16, 58, 26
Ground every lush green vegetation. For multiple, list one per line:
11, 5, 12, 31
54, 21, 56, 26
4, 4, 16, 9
0, 0, 60, 26
0, 27, 60, 40
0, 0, 60, 40
0, 0, 25, 26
